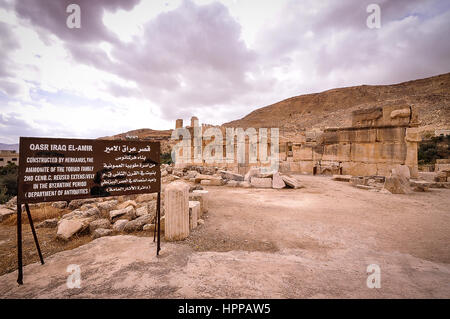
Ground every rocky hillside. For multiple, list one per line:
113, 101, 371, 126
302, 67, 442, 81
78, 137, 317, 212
108, 72, 450, 141
223, 72, 450, 135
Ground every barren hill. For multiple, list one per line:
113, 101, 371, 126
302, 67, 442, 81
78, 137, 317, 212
223, 72, 450, 135
108, 72, 450, 142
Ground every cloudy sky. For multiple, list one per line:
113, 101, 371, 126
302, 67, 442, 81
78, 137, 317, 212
0, 0, 449, 144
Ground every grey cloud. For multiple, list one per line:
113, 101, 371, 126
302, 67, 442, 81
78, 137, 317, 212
256, 0, 450, 90
14, 0, 140, 44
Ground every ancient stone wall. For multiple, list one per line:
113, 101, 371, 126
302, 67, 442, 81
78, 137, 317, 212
173, 105, 421, 177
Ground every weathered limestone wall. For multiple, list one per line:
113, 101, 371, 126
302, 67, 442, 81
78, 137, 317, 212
173, 105, 421, 178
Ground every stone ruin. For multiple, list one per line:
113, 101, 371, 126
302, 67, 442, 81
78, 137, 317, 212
173, 105, 422, 179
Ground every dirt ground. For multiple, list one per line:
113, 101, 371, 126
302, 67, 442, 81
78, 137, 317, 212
1, 175, 449, 298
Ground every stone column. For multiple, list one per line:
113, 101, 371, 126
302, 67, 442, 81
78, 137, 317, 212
164, 181, 190, 241
405, 127, 421, 178
188, 201, 200, 230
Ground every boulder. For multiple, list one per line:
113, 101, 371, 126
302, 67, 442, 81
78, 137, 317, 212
383, 173, 412, 194
89, 218, 111, 233
112, 219, 128, 232
251, 177, 272, 188
109, 206, 136, 222
5, 196, 17, 209
410, 180, 430, 192
198, 218, 204, 225
255, 171, 274, 178
92, 228, 113, 239
36, 218, 58, 229
244, 168, 260, 182
61, 207, 101, 221
123, 214, 153, 232
186, 170, 198, 179
0, 207, 15, 222
272, 172, 286, 189
117, 200, 137, 210
143, 223, 155, 231
97, 200, 118, 212
281, 175, 302, 189
435, 171, 447, 182
51, 201, 67, 209
332, 175, 353, 182
68, 198, 97, 210
56, 219, 88, 241
392, 165, 411, 180
136, 193, 157, 203
194, 174, 220, 183
136, 206, 148, 217
219, 170, 244, 181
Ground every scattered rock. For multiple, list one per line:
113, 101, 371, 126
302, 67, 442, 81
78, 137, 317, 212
109, 206, 136, 222
244, 168, 260, 183
112, 219, 128, 232
281, 175, 303, 189
51, 201, 67, 209
392, 164, 411, 180
68, 198, 97, 210
143, 223, 155, 231
36, 218, 58, 229
383, 173, 412, 194
97, 200, 118, 212
116, 200, 137, 210
0, 207, 15, 222
56, 219, 88, 241
219, 170, 244, 181
410, 180, 431, 192
92, 228, 113, 239
5, 196, 17, 209
251, 177, 272, 188
136, 206, 148, 217
136, 193, 157, 203
123, 214, 153, 233
332, 175, 353, 182
89, 218, 111, 233
272, 172, 286, 189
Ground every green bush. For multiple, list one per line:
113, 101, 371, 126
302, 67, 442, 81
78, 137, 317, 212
0, 162, 18, 204
161, 152, 173, 165
418, 135, 450, 165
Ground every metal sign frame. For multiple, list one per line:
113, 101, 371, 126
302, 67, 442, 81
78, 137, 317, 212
16, 137, 162, 285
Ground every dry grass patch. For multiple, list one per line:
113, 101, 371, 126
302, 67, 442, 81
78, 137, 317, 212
2, 205, 69, 226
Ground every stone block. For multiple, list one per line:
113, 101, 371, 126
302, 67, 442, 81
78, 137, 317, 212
189, 201, 200, 230
251, 177, 272, 188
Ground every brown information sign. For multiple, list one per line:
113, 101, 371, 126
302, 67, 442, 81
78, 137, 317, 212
18, 137, 161, 204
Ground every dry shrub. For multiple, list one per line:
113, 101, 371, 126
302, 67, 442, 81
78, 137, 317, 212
2, 205, 69, 226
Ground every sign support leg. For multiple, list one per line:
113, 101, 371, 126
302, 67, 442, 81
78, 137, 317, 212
25, 204, 44, 265
17, 203, 23, 285
157, 191, 161, 255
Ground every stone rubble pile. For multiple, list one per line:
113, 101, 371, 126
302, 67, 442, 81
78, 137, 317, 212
161, 164, 304, 190
332, 164, 450, 193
